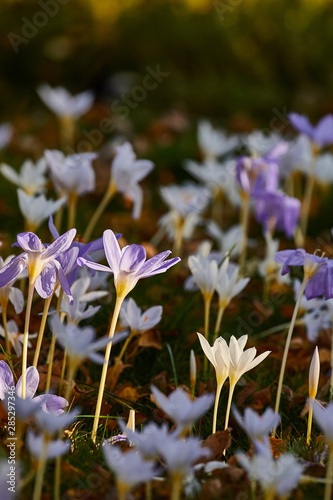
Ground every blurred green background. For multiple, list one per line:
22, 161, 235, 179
1, 0, 333, 131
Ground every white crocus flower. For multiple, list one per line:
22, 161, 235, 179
0, 319, 37, 357
214, 257, 250, 337
151, 385, 214, 435
197, 332, 229, 433
198, 120, 239, 160
45, 150, 97, 198
158, 183, 210, 255
188, 254, 218, 340
258, 232, 290, 286
17, 189, 66, 233
206, 221, 243, 258
0, 123, 12, 150
244, 131, 284, 158
237, 451, 304, 498
306, 347, 320, 445
37, 84, 94, 119
185, 159, 232, 195
0, 158, 48, 195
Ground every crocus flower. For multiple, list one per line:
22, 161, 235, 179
214, 257, 250, 336
184, 159, 234, 196
237, 450, 304, 498
109, 142, 154, 219
119, 421, 172, 459
37, 84, 94, 119
78, 229, 180, 299
289, 112, 333, 148
27, 431, 70, 459
254, 191, 301, 238
151, 385, 214, 435
233, 406, 280, 449
197, 120, 239, 160
0, 229, 76, 298
59, 275, 108, 325
45, 149, 97, 198
275, 249, 333, 299
0, 158, 48, 195
17, 189, 66, 232
0, 319, 37, 357
0, 361, 67, 416
0, 123, 12, 149
0, 255, 24, 314
103, 443, 157, 498
206, 221, 243, 258
120, 298, 162, 332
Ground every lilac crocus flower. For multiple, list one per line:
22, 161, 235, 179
78, 229, 180, 299
289, 113, 333, 148
0, 229, 76, 299
233, 406, 280, 447
236, 142, 287, 196
0, 361, 67, 416
275, 249, 333, 299
254, 191, 301, 238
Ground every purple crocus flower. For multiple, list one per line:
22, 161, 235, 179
274, 249, 333, 299
254, 191, 301, 238
78, 229, 180, 298
289, 113, 333, 148
0, 229, 76, 298
236, 141, 288, 196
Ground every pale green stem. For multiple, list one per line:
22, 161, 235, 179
306, 398, 314, 446
83, 182, 116, 242
238, 193, 250, 275
45, 290, 64, 394
324, 443, 333, 500
171, 474, 183, 500
224, 382, 236, 430
59, 115, 75, 150
263, 488, 275, 500
32, 434, 50, 500
21, 282, 35, 399
117, 481, 130, 500
67, 192, 78, 230
274, 277, 308, 416
203, 293, 212, 340
64, 359, 78, 403
33, 295, 53, 367
45, 333, 56, 394
1, 302, 10, 355
54, 454, 61, 500
117, 330, 136, 361
214, 304, 225, 341
54, 203, 64, 234
145, 481, 152, 500
173, 217, 184, 258
91, 294, 125, 443
212, 382, 223, 434
59, 348, 68, 390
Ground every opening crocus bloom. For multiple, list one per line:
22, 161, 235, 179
0, 229, 76, 298
78, 229, 180, 298
275, 248, 333, 299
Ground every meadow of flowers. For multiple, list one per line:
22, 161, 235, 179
1, 87, 333, 500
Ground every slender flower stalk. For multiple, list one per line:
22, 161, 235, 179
312, 402, 333, 500
33, 295, 53, 367
238, 192, 250, 274
91, 294, 124, 442
274, 276, 309, 416
306, 347, 320, 445
78, 229, 180, 441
